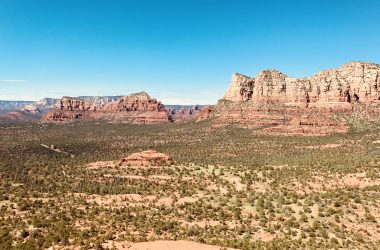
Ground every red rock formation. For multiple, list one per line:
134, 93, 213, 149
58, 97, 95, 111
196, 105, 214, 122
43, 97, 94, 121
119, 150, 173, 167
103, 92, 165, 112
43, 92, 171, 123
216, 61, 380, 135
101, 92, 171, 123
223, 73, 254, 102
168, 106, 202, 121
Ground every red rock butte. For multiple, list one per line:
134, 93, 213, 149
42, 92, 209, 123
43, 92, 171, 123
215, 61, 380, 135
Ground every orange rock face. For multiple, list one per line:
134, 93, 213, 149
103, 92, 165, 112
119, 150, 173, 167
196, 105, 213, 122
58, 97, 96, 111
216, 61, 380, 135
223, 62, 380, 107
42, 97, 94, 121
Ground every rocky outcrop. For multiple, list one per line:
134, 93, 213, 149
78, 96, 121, 107
103, 92, 165, 112
216, 62, 380, 135
58, 97, 96, 111
223, 62, 380, 108
196, 105, 214, 122
23, 96, 121, 115
43, 97, 95, 121
101, 92, 171, 123
118, 150, 173, 167
43, 92, 171, 123
223, 73, 254, 102
168, 106, 203, 121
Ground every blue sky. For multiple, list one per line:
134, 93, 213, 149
0, 0, 379, 104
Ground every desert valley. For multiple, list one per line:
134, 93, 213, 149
0, 61, 379, 249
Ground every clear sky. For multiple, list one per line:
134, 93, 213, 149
0, 0, 379, 104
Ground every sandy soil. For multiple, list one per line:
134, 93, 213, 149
285, 172, 380, 194
103, 240, 236, 250
295, 143, 342, 149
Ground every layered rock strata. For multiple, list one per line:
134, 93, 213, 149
43, 92, 171, 123
216, 61, 380, 135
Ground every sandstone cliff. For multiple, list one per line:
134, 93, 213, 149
222, 62, 380, 108
216, 62, 380, 135
103, 92, 165, 112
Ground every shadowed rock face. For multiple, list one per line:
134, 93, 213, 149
223, 73, 255, 102
216, 62, 380, 135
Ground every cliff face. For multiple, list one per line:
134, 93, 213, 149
216, 62, 380, 135
43, 97, 94, 121
58, 97, 96, 111
223, 73, 254, 102
223, 62, 380, 108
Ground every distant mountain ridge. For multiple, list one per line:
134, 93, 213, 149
0, 100, 34, 114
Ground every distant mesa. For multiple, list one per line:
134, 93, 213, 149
118, 150, 173, 167
0, 100, 34, 114
42, 92, 169, 123
42, 91, 206, 123
23, 98, 60, 114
